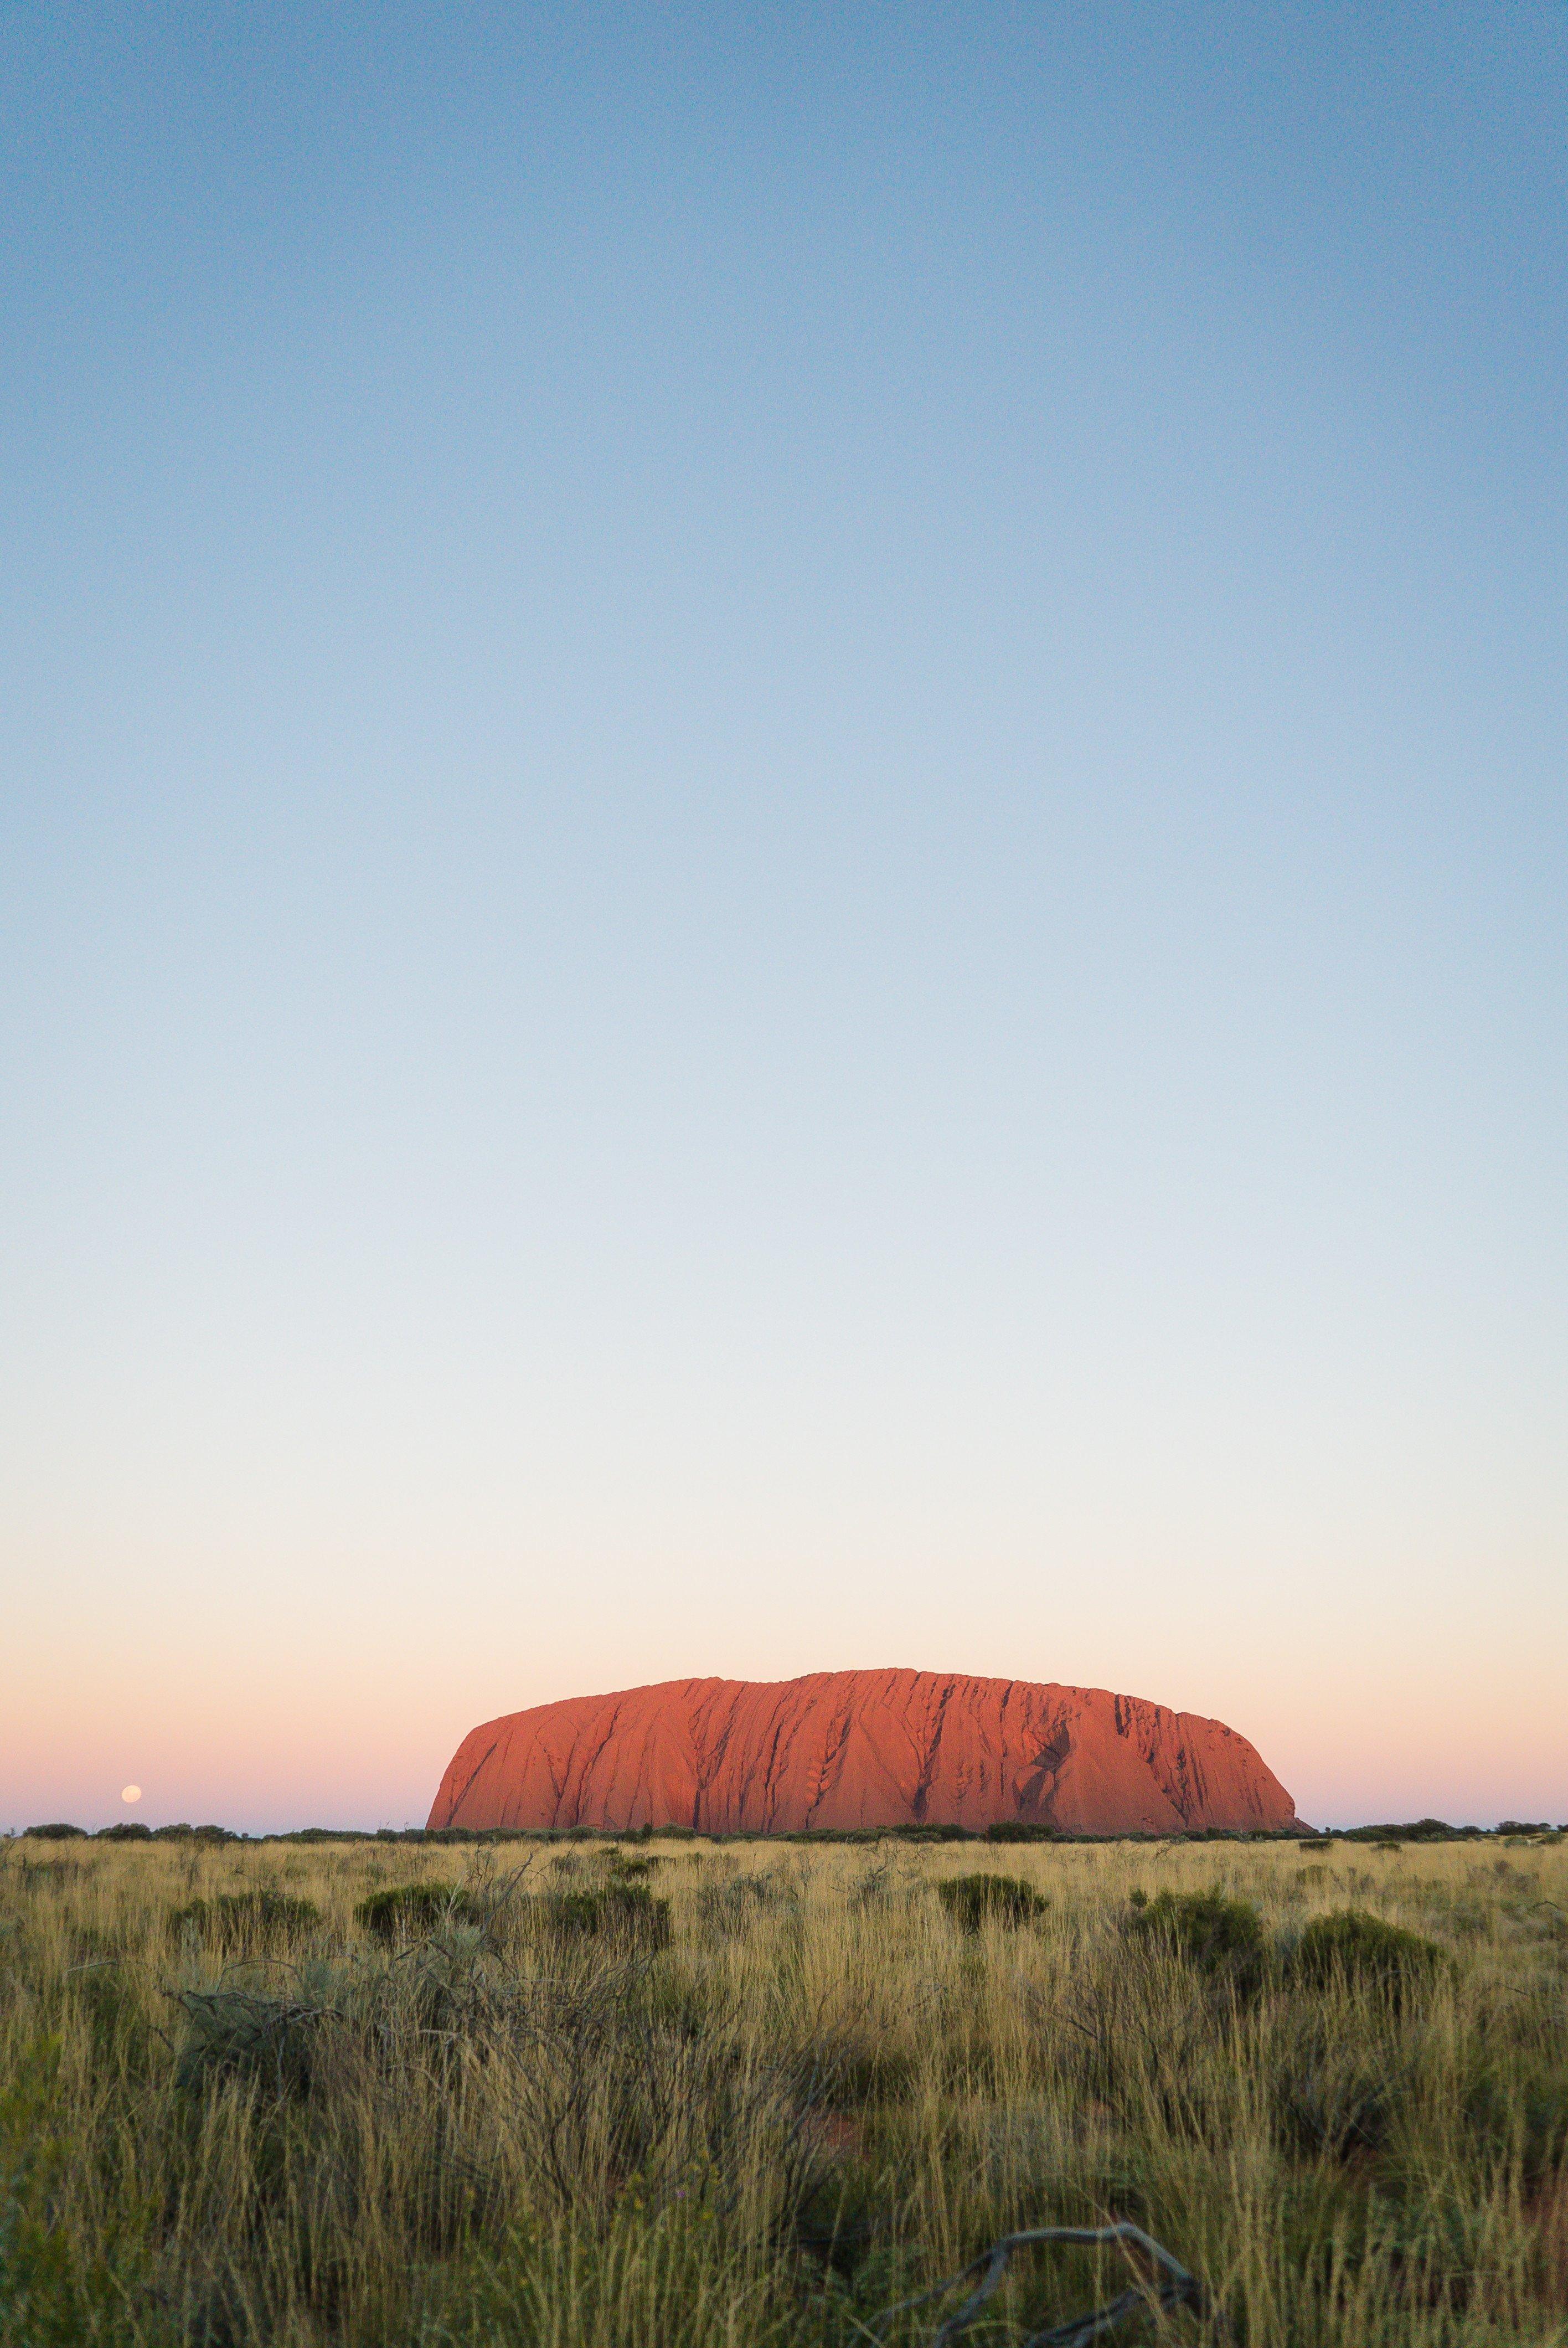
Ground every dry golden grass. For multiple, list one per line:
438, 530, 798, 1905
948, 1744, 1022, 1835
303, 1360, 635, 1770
2, 1830, 1565, 2345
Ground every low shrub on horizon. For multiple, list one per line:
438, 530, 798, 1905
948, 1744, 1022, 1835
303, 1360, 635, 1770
1333, 1820, 1484, 1842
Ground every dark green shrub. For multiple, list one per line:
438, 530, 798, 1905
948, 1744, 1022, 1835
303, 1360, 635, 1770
168, 1889, 322, 1951
535, 1881, 672, 1949
21, 1825, 85, 1842
1281, 2033, 1397, 2158
354, 1883, 472, 1942
1463, 2067, 1568, 2192
1129, 1887, 1265, 1981
796, 2155, 881, 2276
1290, 1909, 1448, 2005
170, 1985, 330, 2097
985, 1821, 1058, 1844
95, 1824, 151, 1842
936, 1874, 1048, 1932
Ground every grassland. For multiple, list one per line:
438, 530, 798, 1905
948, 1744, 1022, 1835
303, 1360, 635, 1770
2, 1831, 1565, 2346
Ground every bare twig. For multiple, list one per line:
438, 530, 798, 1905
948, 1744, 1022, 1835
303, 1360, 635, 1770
868, 2220, 1226, 2348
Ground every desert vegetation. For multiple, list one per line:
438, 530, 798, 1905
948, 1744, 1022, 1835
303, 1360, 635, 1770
2, 1831, 1565, 2345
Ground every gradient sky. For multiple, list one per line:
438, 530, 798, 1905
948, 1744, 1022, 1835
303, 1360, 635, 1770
3, 4, 1565, 1834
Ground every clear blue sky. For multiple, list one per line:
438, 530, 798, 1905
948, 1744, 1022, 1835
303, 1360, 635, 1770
3, 4, 1564, 1830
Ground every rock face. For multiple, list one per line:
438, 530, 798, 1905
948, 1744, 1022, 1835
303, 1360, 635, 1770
427, 1669, 1299, 1836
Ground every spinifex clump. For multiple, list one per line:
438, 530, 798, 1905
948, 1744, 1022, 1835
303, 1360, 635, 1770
1290, 1907, 1450, 2005
354, 1881, 475, 1940
1129, 1885, 1266, 1976
535, 1879, 673, 1949
935, 1872, 1048, 1930
169, 1888, 321, 1952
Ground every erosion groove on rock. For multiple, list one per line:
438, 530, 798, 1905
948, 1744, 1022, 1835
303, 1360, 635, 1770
427, 1669, 1299, 1836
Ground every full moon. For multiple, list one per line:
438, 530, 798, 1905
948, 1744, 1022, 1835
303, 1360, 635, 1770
121, 1785, 141, 1804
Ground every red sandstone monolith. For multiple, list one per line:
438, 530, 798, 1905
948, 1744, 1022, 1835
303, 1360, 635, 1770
427, 1669, 1299, 1836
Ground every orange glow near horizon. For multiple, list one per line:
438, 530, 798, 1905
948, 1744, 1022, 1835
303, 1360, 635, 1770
6, 1578, 1564, 1835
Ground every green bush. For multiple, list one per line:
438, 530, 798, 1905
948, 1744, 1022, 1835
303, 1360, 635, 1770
936, 1874, 1047, 1931
535, 1881, 672, 1949
169, 1889, 322, 1951
1280, 2027, 1400, 2158
984, 1821, 1058, 1844
1289, 1909, 1448, 2005
354, 1882, 472, 1942
170, 1985, 331, 2097
20, 1826, 85, 1843
1129, 1887, 1265, 1981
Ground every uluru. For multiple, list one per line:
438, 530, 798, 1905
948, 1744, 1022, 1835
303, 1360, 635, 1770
428, 1669, 1300, 1836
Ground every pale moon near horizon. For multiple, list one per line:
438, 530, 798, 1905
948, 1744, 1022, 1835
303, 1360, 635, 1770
121, 1785, 141, 1804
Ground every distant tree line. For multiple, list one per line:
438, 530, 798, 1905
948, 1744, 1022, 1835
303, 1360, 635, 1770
11, 1815, 1565, 1845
